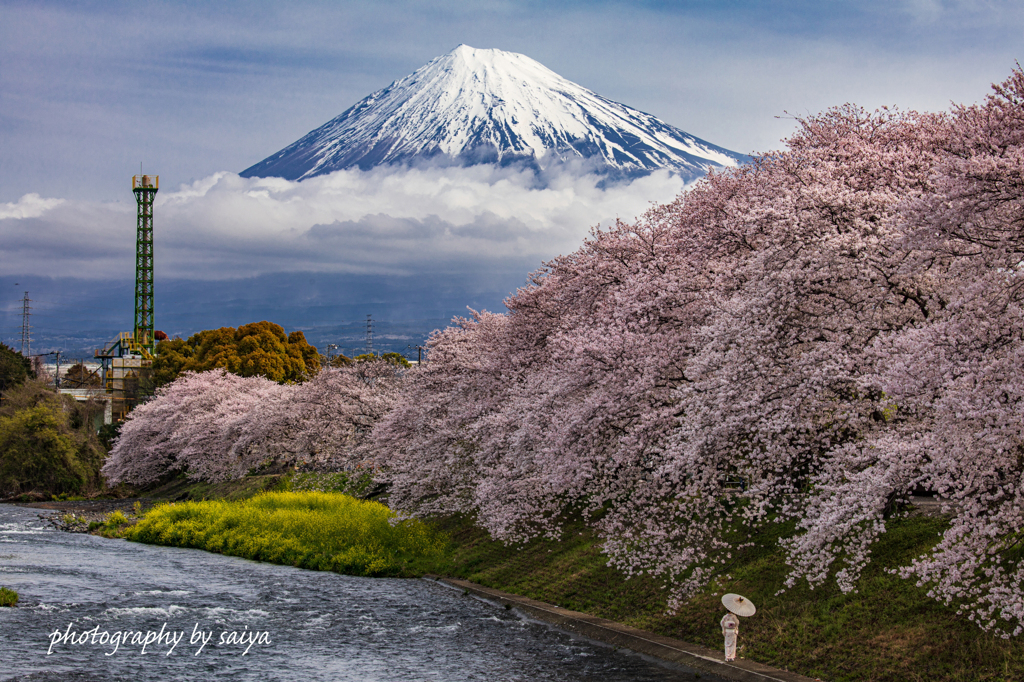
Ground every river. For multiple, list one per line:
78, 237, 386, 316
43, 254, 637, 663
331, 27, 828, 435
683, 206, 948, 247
0, 504, 719, 681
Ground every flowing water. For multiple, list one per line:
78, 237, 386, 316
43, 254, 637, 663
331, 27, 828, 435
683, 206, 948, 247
0, 505, 719, 681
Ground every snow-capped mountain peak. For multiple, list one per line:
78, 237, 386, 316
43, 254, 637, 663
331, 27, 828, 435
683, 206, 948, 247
241, 45, 748, 181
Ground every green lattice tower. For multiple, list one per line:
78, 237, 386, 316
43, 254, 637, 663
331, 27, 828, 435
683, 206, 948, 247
132, 175, 158, 356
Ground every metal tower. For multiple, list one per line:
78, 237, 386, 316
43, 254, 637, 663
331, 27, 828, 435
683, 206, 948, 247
132, 175, 158, 355
19, 291, 31, 356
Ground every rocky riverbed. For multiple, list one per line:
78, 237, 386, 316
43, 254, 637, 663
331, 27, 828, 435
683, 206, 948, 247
9, 498, 148, 533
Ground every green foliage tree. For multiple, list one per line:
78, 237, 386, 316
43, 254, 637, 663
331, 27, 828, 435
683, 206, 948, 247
0, 343, 32, 398
97, 421, 122, 451
380, 352, 412, 368
329, 354, 354, 368
0, 381, 106, 497
152, 321, 320, 387
63, 363, 101, 387
353, 352, 411, 368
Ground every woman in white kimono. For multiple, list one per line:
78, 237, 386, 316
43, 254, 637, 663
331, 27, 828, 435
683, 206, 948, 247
720, 593, 755, 661
720, 611, 740, 660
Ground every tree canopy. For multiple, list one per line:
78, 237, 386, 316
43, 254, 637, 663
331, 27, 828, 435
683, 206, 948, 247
63, 363, 101, 387
0, 381, 106, 497
0, 343, 32, 397
354, 352, 412, 368
153, 321, 320, 386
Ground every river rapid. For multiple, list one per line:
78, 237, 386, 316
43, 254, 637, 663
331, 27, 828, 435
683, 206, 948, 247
0, 504, 717, 681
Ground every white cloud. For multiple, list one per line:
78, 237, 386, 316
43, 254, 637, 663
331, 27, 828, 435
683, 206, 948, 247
0, 194, 65, 220
0, 166, 687, 281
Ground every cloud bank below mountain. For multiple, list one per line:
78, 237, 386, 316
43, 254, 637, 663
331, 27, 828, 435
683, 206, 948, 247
2, 165, 686, 282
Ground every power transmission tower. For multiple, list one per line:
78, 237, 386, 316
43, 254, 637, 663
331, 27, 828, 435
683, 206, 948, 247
365, 314, 374, 355
19, 291, 31, 357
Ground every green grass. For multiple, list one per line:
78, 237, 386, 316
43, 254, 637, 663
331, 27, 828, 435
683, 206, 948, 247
286, 470, 376, 496
0, 586, 18, 607
51, 493, 86, 501
427, 512, 1024, 682
124, 491, 446, 577
139, 472, 288, 502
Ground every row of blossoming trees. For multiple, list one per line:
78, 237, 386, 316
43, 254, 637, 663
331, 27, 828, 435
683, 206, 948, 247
105, 70, 1024, 636
102, 360, 401, 484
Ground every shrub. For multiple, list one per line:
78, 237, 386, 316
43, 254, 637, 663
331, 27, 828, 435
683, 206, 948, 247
0, 382, 105, 497
0, 587, 18, 607
125, 491, 446, 577
105, 510, 130, 526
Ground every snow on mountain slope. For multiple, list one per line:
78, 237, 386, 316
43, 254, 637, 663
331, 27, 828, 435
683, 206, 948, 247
241, 45, 749, 181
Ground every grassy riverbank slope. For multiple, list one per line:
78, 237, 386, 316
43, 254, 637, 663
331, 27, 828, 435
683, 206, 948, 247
107, 478, 1022, 682
431, 512, 1024, 682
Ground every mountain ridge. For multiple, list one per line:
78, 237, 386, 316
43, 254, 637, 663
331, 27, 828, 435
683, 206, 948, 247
241, 45, 749, 182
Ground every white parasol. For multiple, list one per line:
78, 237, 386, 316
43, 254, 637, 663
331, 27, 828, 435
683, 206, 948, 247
722, 593, 756, 617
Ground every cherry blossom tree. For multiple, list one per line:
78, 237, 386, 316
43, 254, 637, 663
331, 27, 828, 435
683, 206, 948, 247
104, 360, 404, 487
233, 360, 404, 473
789, 68, 1024, 636
372, 68, 1024, 634
102, 370, 291, 485
378, 101, 949, 561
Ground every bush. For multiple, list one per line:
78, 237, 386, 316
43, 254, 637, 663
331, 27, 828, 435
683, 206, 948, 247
94, 510, 134, 537
125, 491, 446, 576
0, 587, 18, 607
105, 510, 130, 526
0, 381, 106, 497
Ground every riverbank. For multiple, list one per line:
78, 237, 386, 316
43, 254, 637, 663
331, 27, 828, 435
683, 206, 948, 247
13, 478, 1024, 682
430, 575, 816, 682
10, 474, 289, 531
429, 511, 1024, 682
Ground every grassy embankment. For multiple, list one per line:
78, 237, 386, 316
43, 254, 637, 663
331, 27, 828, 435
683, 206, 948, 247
433, 512, 1024, 682
138, 472, 292, 503
114, 477, 1024, 682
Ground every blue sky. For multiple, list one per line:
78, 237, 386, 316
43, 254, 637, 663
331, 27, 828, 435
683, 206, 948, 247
2, 0, 1022, 353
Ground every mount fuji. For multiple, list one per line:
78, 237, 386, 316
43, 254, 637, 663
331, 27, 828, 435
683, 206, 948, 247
241, 45, 749, 182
